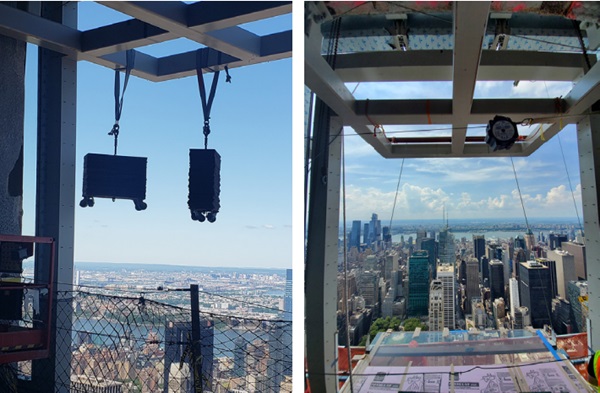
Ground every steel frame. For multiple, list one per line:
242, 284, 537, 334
0, 1, 292, 82
304, 1, 600, 159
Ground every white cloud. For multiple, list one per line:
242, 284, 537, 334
342, 182, 582, 221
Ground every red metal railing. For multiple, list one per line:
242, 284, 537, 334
0, 234, 55, 364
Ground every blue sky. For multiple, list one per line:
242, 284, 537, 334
340, 80, 583, 222
21, 3, 292, 268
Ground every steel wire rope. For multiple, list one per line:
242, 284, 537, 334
389, 158, 405, 237
542, 80, 584, 238
510, 157, 553, 332
341, 130, 354, 393
557, 133, 584, 236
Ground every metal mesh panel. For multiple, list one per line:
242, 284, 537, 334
4, 289, 291, 393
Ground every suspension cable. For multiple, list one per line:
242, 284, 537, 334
557, 133, 584, 237
510, 157, 531, 233
388, 158, 405, 238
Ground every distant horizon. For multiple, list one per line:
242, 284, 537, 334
23, 260, 290, 272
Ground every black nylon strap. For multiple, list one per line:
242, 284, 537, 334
196, 48, 221, 149
109, 50, 136, 155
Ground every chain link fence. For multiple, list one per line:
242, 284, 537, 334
2, 288, 291, 393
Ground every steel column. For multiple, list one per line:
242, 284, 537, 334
305, 98, 342, 392
31, 3, 76, 392
577, 115, 600, 351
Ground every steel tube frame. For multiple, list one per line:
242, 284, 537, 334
305, 98, 342, 392
576, 115, 600, 351
31, 3, 77, 392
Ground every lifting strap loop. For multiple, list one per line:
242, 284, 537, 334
196, 48, 221, 149
109, 49, 136, 155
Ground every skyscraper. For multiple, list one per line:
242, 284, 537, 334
408, 251, 429, 317
480, 256, 490, 287
548, 233, 568, 250
438, 228, 455, 265
437, 263, 456, 329
473, 235, 485, 268
524, 229, 536, 255
421, 237, 436, 280
284, 269, 292, 316
384, 251, 399, 281
163, 319, 214, 393
429, 280, 444, 331
561, 241, 586, 280
567, 281, 588, 333
509, 277, 520, 319
536, 257, 558, 300
349, 220, 361, 250
548, 249, 576, 299
518, 261, 552, 328
489, 260, 505, 305
465, 257, 479, 314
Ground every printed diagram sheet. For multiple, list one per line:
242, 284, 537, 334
350, 363, 591, 392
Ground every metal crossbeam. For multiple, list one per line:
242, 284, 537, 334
0, 1, 291, 82
335, 51, 590, 82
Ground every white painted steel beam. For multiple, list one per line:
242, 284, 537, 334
354, 98, 560, 126
523, 61, 600, 154
304, 21, 390, 157
451, 1, 490, 155
335, 50, 589, 83
99, 1, 262, 60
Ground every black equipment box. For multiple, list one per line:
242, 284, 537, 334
81, 153, 148, 210
188, 149, 220, 222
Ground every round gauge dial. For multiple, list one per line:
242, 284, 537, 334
492, 120, 516, 141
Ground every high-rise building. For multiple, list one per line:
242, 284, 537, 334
364, 255, 377, 271
536, 257, 558, 300
514, 235, 526, 250
513, 306, 531, 329
437, 263, 456, 330
480, 256, 490, 287
429, 280, 444, 331
363, 223, 370, 245
416, 229, 427, 250
551, 297, 572, 335
407, 251, 429, 317
518, 261, 552, 328
268, 320, 292, 392
164, 320, 214, 393
357, 270, 379, 307
548, 249, 576, 299
438, 228, 455, 265
512, 248, 527, 280
561, 241, 586, 280
524, 229, 536, 255
284, 269, 292, 316
465, 258, 479, 314
489, 260, 504, 305
349, 220, 361, 250
384, 251, 399, 281
548, 233, 568, 250
508, 277, 520, 318
233, 336, 246, 377
473, 235, 485, 269
567, 280, 588, 333
421, 237, 436, 279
